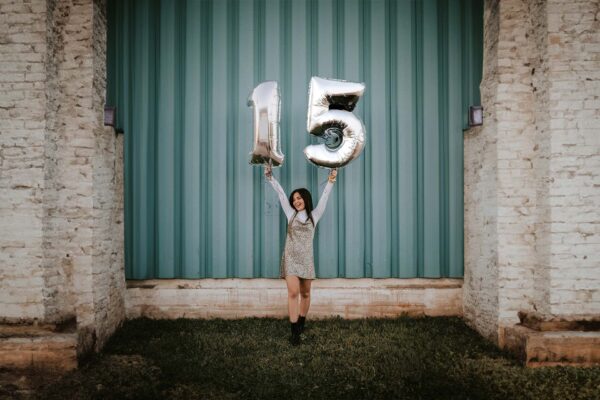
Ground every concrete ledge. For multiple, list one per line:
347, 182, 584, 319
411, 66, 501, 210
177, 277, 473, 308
517, 311, 600, 332
503, 325, 600, 367
125, 278, 463, 320
0, 325, 77, 371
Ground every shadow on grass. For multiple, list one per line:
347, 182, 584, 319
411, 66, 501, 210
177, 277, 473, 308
37, 317, 600, 400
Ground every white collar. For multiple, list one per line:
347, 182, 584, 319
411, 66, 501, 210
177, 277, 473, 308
295, 210, 308, 221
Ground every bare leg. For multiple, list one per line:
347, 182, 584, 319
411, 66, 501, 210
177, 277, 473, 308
299, 278, 312, 317
285, 276, 300, 322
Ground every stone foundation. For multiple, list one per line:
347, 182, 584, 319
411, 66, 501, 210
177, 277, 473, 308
503, 324, 600, 367
126, 279, 463, 320
0, 323, 77, 371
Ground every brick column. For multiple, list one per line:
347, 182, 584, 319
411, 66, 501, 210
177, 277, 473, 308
464, 0, 600, 344
0, 0, 124, 355
1, 0, 48, 322
540, 0, 600, 318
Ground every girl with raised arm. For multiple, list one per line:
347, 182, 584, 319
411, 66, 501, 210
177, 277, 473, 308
264, 165, 337, 345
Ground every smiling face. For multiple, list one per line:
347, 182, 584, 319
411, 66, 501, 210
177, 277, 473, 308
292, 192, 305, 211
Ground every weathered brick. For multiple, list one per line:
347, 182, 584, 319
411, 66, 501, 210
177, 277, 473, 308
0, 0, 124, 359
464, 0, 600, 344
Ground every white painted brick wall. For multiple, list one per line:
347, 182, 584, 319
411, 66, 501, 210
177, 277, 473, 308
90, 0, 125, 349
0, 0, 124, 353
464, 0, 600, 344
544, 0, 600, 318
0, 0, 47, 322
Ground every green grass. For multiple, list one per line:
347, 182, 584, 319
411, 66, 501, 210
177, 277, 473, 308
37, 317, 600, 400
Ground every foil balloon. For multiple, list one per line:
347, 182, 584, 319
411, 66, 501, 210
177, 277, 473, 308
304, 77, 366, 168
248, 81, 284, 166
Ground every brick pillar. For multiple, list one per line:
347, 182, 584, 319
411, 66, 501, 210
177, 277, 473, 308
540, 0, 600, 318
0, 0, 48, 322
464, 0, 600, 344
0, 0, 125, 355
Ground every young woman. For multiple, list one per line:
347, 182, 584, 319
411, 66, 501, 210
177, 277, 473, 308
264, 165, 338, 345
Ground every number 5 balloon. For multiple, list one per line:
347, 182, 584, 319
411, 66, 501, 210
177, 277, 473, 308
248, 81, 284, 166
304, 77, 366, 168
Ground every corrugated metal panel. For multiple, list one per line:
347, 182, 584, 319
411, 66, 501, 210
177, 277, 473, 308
106, 0, 483, 279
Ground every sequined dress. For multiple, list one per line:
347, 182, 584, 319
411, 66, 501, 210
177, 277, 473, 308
280, 212, 316, 279
267, 176, 333, 280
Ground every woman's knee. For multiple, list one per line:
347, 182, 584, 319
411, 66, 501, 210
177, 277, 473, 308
300, 290, 310, 300
288, 287, 300, 299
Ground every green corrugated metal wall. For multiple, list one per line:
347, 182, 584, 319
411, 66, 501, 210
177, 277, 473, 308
106, 0, 483, 279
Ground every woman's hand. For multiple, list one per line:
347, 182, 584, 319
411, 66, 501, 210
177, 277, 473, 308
264, 164, 273, 180
328, 168, 338, 183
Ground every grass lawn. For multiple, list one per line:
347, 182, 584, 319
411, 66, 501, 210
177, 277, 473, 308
36, 317, 599, 400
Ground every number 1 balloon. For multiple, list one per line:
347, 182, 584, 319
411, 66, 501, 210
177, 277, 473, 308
248, 81, 284, 166
305, 77, 366, 168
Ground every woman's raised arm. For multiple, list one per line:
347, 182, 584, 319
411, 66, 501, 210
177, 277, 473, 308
312, 169, 337, 224
265, 166, 295, 221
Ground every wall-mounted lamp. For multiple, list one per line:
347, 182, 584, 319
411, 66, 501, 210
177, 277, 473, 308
104, 106, 116, 127
468, 105, 483, 127
104, 106, 123, 134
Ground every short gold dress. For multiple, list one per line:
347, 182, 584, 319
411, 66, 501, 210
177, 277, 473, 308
280, 212, 316, 279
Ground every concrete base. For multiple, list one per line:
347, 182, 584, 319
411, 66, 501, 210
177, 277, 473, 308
125, 278, 463, 320
503, 325, 600, 367
517, 311, 600, 332
0, 324, 77, 372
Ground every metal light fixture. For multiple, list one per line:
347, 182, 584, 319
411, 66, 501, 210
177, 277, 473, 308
104, 106, 116, 127
468, 105, 483, 127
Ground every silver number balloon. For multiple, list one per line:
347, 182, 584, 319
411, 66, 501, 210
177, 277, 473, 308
248, 81, 284, 166
305, 77, 366, 168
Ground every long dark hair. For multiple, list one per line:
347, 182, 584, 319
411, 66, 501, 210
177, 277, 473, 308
289, 188, 314, 226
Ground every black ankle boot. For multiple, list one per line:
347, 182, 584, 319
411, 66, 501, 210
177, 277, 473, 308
298, 316, 306, 334
290, 322, 301, 346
